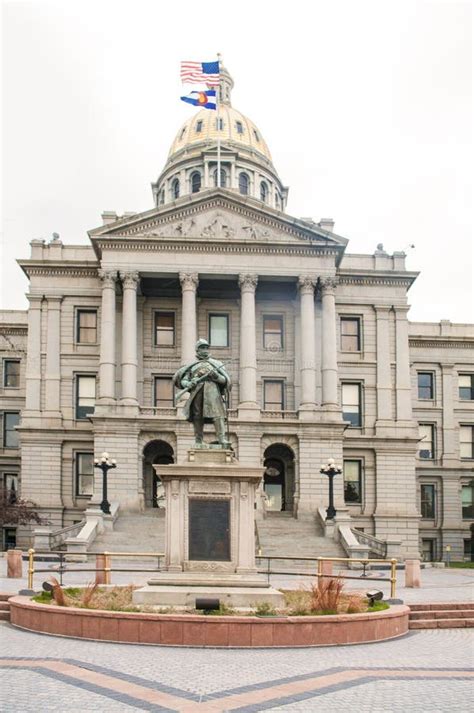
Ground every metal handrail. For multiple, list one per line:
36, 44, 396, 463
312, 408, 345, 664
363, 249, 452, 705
27, 549, 397, 598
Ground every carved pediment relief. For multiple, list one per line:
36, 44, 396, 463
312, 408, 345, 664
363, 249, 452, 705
113, 208, 343, 249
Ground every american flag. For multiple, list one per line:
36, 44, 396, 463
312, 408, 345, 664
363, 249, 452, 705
180, 60, 220, 87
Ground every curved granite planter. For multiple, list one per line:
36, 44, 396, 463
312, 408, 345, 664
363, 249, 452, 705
9, 596, 409, 647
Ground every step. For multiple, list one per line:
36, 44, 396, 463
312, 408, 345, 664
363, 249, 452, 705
409, 618, 474, 629
409, 602, 474, 612
409, 609, 474, 621
0, 611, 10, 622
0, 593, 11, 602
0, 602, 10, 612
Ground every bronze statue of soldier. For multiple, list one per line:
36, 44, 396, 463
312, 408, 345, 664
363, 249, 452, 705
173, 339, 231, 448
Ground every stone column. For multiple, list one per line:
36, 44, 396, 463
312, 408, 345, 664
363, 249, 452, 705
119, 271, 139, 405
238, 274, 258, 414
394, 306, 412, 422
98, 270, 117, 404
298, 276, 317, 411
230, 162, 236, 190
375, 306, 392, 423
179, 273, 199, 363
320, 276, 339, 409
44, 297, 62, 415
204, 161, 210, 189
25, 295, 42, 413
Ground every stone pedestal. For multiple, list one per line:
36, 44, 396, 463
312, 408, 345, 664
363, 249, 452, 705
133, 449, 284, 609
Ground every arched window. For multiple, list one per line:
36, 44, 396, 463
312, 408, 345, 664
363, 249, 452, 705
260, 181, 268, 203
236, 121, 243, 134
216, 118, 224, 130
171, 178, 180, 200
196, 120, 203, 133
191, 171, 201, 193
239, 173, 249, 195
213, 168, 227, 188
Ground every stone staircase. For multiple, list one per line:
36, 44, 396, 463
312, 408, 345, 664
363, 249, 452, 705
256, 512, 345, 559
89, 509, 166, 554
409, 603, 474, 629
0, 593, 11, 622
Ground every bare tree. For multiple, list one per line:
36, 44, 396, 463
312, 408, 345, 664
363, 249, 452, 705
0, 483, 48, 529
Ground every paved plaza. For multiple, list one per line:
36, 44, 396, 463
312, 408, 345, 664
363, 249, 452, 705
1, 559, 473, 711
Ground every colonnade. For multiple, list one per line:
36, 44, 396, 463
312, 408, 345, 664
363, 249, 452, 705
97, 270, 339, 412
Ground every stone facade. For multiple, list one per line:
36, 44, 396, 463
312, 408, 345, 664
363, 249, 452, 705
1, 67, 473, 559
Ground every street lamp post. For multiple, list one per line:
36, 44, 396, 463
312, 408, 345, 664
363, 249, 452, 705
94, 452, 117, 514
320, 458, 342, 520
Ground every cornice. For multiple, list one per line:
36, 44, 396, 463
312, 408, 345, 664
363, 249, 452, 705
96, 238, 341, 258
338, 274, 417, 288
409, 338, 474, 349
19, 265, 99, 279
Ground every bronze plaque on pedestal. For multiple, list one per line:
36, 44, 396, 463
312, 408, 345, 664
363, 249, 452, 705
189, 499, 230, 561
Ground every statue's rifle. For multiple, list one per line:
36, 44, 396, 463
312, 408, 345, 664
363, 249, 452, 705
175, 363, 228, 402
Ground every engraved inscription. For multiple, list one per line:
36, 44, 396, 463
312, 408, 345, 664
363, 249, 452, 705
189, 480, 231, 494
189, 499, 230, 561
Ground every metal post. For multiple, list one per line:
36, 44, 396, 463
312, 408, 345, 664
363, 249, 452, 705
28, 548, 35, 589
390, 558, 397, 598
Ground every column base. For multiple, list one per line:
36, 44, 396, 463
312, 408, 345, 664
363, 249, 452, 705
298, 403, 317, 420
238, 403, 260, 421
117, 400, 139, 416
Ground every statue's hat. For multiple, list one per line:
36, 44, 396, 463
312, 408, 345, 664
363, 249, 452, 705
195, 338, 209, 349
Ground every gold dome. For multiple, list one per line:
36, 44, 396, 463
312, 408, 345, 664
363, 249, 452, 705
167, 104, 273, 164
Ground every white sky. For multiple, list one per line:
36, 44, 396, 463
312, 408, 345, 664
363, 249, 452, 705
1, 0, 472, 323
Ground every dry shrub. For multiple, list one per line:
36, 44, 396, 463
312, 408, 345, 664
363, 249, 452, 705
88, 585, 135, 611
343, 593, 366, 614
309, 578, 344, 613
80, 581, 99, 607
49, 577, 69, 607
284, 589, 311, 616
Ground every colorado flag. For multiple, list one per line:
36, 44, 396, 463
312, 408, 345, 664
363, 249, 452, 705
180, 89, 217, 110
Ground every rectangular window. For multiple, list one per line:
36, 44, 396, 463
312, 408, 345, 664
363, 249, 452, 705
342, 383, 362, 427
154, 376, 174, 407
343, 460, 362, 503
340, 317, 361, 352
3, 473, 18, 504
418, 424, 435, 459
3, 360, 20, 388
420, 484, 436, 519
76, 310, 97, 344
417, 372, 434, 400
75, 375, 96, 419
3, 412, 20, 448
461, 484, 474, 519
263, 316, 283, 350
459, 374, 474, 401
154, 312, 175, 347
209, 314, 229, 347
460, 425, 474, 460
263, 380, 284, 410
75, 452, 94, 496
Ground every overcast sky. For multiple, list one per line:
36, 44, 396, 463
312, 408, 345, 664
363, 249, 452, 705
1, 0, 472, 323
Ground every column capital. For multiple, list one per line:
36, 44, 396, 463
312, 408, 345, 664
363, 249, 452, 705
319, 275, 339, 294
179, 272, 199, 291
239, 273, 258, 292
374, 304, 392, 315
119, 271, 140, 288
99, 269, 117, 287
298, 275, 317, 295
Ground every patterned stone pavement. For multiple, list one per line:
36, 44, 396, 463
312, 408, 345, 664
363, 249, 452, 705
1, 624, 473, 711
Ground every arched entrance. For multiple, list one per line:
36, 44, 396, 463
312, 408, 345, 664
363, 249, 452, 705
263, 444, 295, 512
143, 440, 174, 508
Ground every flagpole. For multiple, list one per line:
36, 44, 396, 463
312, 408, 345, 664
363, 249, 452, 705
216, 52, 221, 188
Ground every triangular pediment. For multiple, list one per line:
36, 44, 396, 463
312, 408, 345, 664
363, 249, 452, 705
89, 190, 348, 253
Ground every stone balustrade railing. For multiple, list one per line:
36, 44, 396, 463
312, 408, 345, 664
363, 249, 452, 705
351, 528, 388, 558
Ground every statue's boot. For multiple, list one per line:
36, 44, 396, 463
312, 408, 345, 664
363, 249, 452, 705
215, 417, 229, 448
